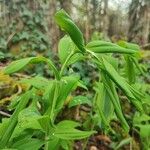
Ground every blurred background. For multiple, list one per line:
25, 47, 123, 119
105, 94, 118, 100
0, 0, 149, 56
0, 1, 150, 149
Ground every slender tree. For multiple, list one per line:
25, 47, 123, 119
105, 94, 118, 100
98, 0, 109, 38
49, 0, 60, 52
84, 0, 90, 42
59, 0, 72, 14
128, 0, 150, 45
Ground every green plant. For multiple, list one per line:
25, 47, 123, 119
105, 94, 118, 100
0, 9, 146, 149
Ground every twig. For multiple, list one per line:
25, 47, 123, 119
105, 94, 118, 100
6, 32, 16, 45
0, 110, 11, 117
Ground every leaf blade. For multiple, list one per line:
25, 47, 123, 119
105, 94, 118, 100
55, 9, 85, 52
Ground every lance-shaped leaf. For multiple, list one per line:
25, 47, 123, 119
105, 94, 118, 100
118, 41, 144, 82
115, 138, 132, 150
117, 40, 140, 51
11, 137, 44, 150
52, 120, 95, 140
86, 40, 137, 54
100, 57, 144, 112
94, 82, 114, 130
4, 57, 37, 74
54, 128, 94, 140
10, 106, 43, 140
68, 96, 91, 108
0, 91, 31, 148
124, 56, 136, 84
55, 9, 85, 52
102, 75, 129, 132
4, 56, 59, 79
20, 76, 49, 90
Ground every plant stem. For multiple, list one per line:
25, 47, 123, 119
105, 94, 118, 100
44, 81, 59, 149
44, 134, 49, 150
44, 58, 60, 80
44, 81, 58, 123
50, 82, 59, 123
59, 51, 75, 77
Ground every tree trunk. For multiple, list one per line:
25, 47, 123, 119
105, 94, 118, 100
85, 0, 90, 42
90, 0, 97, 32
59, 0, 72, 14
49, 0, 60, 52
128, 0, 150, 45
98, 0, 109, 39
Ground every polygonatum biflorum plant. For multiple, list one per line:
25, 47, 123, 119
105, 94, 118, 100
0, 9, 145, 149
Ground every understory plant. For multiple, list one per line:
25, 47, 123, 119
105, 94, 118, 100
0, 9, 147, 149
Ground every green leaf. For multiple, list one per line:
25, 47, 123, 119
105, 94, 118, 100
4, 57, 59, 79
0, 91, 31, 148
60, 139, 72, 150
38, 115, 51, 133
77, 80, 88, 90
0, 118, 9, 139
67, 53, 84, 65
55, 9, 85, 52
58, 36, 84, 65
47, 137, 60, 150
53, 120, 95, 140
20, 76, 49, 89
68, 96, 91, 108
101, 58, 133, 99
133, 113, 150, 138
11, 106, 43, 139
54, 128, 94, 140
12, 138, 44, 150
119, 41, 143, 80
124, 56, 136, 84
133, 114, 150, 124
56, 75, 80, 111
44, 81, 60, 122
101, 57, 143, 112
94, 82, 114, 130
104, 55, 118, 70
102, 75, 129, 132
86, 40, 137, 54
135, 125, 150, 138
117, 40, 140, 51
43, 81, 56, 112
131, 56, 144, 75
56, 120, 80, 129
58, 36, 73, 64
118, 41, 142, 83
4, 57, 41, 74
115, 137, 132, 150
